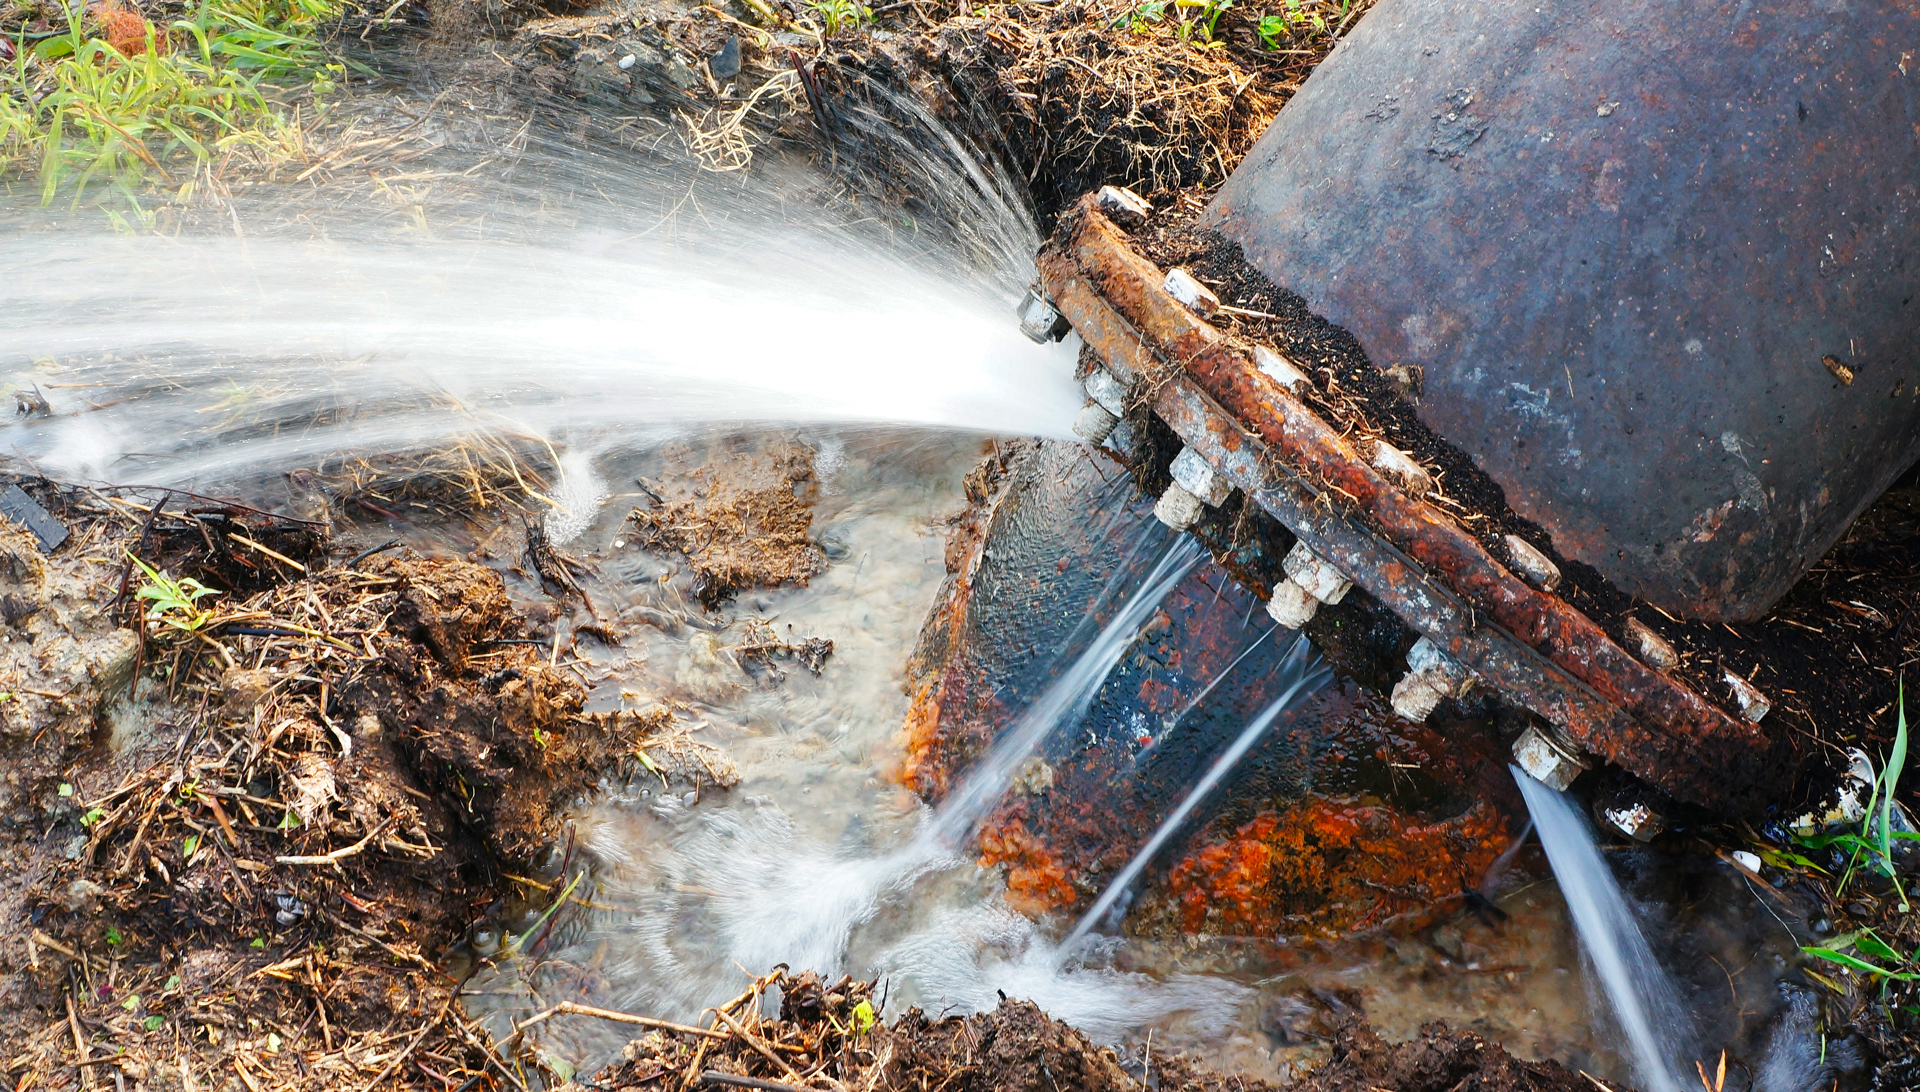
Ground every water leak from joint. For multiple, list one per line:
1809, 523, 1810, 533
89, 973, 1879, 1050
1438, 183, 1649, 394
1515, 767, 1694, 1092
1065, 631, 1330, 950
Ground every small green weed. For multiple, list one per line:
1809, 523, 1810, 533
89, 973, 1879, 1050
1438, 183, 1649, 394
1798, 685, 1919, 983
129, 553, 220, 634
805, 0, 868, 36
1794, 684, 1916, 910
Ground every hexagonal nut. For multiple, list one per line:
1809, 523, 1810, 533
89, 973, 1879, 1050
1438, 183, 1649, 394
1266, 580, 1319, 629
1390, 674, 1447, 722
1598, 801, 1665, 842
1503, 534, 1562, 592
1083, 367, 1129, 417
1163, 268, 1220, 317
1370, 441, 1433, 497
1154, 483, 1205, 530
1017, 287, 1071, 343
1169, 447, 1233, 507
1095, 185, 1153, 229
1072, 402, 1118, 444
1513, 724, 1588, 791
1254, 345, 1310, 392
1724, 669, 1771, 723
1282, 540, 1353, 605
1623, 616, 1678, 669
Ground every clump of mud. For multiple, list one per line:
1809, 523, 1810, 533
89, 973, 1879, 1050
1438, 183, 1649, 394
628, 437, 827, 609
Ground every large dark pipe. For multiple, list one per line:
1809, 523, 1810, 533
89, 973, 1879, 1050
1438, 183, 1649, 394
1205, 0, 1920, 621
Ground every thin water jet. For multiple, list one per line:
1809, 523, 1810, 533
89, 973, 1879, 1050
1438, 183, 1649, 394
1065, 632, 1330, 950
1515, 768, 1694, 1092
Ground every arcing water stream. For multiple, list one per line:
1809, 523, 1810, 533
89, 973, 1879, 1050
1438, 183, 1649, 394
0, 80, 1843, 1092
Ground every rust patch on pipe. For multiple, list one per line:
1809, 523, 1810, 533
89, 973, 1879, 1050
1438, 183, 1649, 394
1039, 196, 1777, 811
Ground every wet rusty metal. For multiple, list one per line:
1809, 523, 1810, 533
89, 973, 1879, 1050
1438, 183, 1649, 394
1204, 0, 1920, 622
1037, 197, 1777, 812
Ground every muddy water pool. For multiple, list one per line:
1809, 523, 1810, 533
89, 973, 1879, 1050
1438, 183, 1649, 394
424, 430, 1807, 1088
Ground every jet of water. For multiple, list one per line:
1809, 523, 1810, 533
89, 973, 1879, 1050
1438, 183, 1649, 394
1064, 633, 1330, 950
1514, 768, 1693, 1092
919, 534, 1203, 849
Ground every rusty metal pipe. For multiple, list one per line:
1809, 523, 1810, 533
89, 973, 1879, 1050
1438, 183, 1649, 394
1038, 199, 1778, 811
1204, 0, 1920, 622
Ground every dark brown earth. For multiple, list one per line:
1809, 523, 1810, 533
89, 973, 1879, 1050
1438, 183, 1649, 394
591, 972, 1598, 1092
0, 479, 724, 1091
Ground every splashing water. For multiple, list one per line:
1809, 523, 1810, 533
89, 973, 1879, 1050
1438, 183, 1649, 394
470, 533, 1229, 1066
1514, 769, 1693, 1092
1065, 632, 1331, 950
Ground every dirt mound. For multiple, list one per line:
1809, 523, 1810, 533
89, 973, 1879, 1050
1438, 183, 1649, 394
629, 437, 827, 609
0, 487, 726, 1091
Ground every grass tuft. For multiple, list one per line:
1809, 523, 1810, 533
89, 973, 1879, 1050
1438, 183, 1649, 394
1, 0, 345, 203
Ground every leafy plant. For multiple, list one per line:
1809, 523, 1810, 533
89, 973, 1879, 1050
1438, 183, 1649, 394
1111, 0, 1166, 32
129, 553, 220, 634
1805, 926, 1920, 982
1255, 13, 1286, 48
1171, 0, 1232, 42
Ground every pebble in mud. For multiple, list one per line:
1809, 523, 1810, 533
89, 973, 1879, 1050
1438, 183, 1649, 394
710, 35, 741, 81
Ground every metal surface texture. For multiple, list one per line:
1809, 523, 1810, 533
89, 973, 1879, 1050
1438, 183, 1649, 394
1205, 0, 1920, 621
1037, 197, 1778, 812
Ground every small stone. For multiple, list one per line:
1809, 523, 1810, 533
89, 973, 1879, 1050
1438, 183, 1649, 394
617, 53, 637, 70
1730, 850, 1763, 874
1162, 268, 1220, 317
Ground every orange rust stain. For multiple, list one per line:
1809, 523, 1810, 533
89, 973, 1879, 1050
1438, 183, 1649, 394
1165, 796, 1508, 937
977, 808, 1079, 915
91, 3, 162, 55
895, 678, 947, 797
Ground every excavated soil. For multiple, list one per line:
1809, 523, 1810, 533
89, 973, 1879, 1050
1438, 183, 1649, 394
628, 437, 828, 610
0, 478, 728, 1091
589, 974, 1597, 1092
